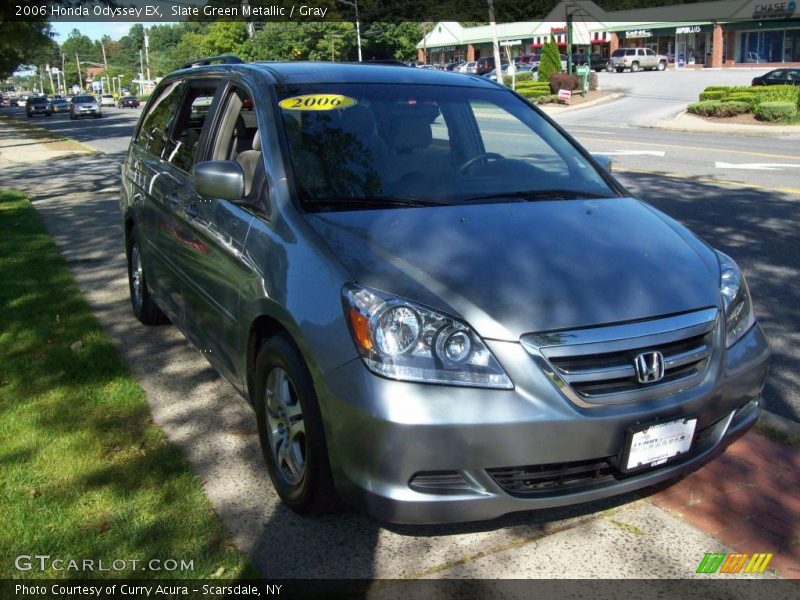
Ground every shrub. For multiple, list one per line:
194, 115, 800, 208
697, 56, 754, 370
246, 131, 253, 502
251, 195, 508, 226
517, 88, 553, 101
755, 85, 799, 105
754, 101, 797, 121
699, 90, 726, 101
538, 38, 562, 83
714, 101, 750, 117
702, 85, 731, 93
502, 70, 534, 85
536, 94, 566, 105
549, 72, 581, 93
726, 93, 757, 105
687, 100, 722, 116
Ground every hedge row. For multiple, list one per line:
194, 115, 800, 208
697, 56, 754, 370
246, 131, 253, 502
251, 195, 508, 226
693, 84, 799, 122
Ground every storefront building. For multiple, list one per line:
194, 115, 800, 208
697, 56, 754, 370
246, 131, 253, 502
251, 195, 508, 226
417, 0, 799, 68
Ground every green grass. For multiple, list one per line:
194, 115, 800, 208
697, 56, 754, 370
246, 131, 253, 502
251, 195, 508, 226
0, 189, 256, 579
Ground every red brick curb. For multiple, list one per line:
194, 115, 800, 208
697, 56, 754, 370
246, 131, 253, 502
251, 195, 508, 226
650, 431, 800, 578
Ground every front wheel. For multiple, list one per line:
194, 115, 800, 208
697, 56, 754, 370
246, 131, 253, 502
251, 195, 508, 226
657, 60, 666, 71
127, 226, 168, 325
254, 334, 338, 516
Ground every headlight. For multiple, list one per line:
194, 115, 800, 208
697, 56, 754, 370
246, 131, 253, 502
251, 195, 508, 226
342, 283, 513, 389
717, 251, 756, 348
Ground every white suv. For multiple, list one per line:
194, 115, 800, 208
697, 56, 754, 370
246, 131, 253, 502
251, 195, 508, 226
100, 94, 116, 107
610, 48, 668, 72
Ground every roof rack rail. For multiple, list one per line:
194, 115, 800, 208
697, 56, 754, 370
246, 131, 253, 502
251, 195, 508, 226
181, 55, 244, 69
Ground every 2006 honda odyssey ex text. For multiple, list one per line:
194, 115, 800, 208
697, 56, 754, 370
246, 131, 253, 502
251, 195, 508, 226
120, 57, 771, 524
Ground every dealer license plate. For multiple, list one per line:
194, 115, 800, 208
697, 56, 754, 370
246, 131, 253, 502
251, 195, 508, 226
624, 418, 697, 472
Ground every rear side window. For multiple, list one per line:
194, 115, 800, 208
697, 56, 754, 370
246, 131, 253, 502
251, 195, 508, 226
137, 80, 186, 158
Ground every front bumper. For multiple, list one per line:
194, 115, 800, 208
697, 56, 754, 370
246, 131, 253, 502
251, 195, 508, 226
318, 323, 770, 524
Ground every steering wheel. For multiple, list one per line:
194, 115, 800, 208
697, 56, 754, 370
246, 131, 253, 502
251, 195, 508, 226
457, 152, 504, 174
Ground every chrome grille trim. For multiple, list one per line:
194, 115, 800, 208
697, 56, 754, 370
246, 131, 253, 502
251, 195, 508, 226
521, 308, 719, 407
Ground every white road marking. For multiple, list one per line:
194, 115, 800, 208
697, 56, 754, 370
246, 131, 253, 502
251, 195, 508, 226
715, 161, 800, 171
601, 150, 666, 157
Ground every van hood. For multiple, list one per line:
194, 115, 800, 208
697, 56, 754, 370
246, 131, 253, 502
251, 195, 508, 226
306, 198, 721, 341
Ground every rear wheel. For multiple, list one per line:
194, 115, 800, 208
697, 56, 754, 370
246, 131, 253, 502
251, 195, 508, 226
254, 334, 338, 516
631, 61, 640, 72
127, 226, 168, 325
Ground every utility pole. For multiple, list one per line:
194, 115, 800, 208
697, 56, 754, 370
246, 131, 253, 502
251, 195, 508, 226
101, 41, 108, 74
566, 4, 574, 75
139, 49, 145, 94
143, 27, 151, 82
335, 0, 362, 62
61, 53, 66, 93
47, 64, 55, 95
76, 53, 82, 89
487, 0, 504, 86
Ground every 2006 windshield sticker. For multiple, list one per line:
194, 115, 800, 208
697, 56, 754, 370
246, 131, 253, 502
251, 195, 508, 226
279, 94, 357, 111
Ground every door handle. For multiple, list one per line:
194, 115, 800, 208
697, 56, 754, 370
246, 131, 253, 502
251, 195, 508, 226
165, 192, 180, 206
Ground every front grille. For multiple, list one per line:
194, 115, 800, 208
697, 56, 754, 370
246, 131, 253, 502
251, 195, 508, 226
522, 308, 719, 406
550, 332, 711, 398
487, 458, 616, 496
488, 417, 726, 497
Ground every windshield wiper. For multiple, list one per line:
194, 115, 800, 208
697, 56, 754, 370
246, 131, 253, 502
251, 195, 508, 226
310, 196, 450, 210
460, 189, 615, 203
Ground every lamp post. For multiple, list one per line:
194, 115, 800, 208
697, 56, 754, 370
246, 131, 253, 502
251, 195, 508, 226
335, 0, 362, 62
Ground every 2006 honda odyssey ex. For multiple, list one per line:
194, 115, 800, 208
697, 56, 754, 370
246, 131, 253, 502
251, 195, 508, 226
120, 57, 771, 524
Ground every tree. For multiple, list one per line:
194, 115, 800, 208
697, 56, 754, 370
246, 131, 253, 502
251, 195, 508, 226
362, 23, 422, 61
538, 37, 562, 83
0, 11, 54, 79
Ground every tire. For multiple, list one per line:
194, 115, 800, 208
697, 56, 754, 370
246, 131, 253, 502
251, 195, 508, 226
631, 62, 640, 72
657, 60, 666, 71
606, 63, 614, 73
94, 114, 101, 119
254, 334, 338, 516
615, 68, 624, 73
127, 226, 168, 325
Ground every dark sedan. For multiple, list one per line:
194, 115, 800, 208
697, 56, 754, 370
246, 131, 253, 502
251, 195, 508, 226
118, 95, 141, 108
572, 53, 609, 72
751, 68, 800, 86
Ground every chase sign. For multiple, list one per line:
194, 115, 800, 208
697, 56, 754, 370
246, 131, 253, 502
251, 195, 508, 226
752, 1, 796, 18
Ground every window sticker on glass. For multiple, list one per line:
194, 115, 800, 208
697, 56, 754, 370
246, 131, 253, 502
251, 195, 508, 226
279, 94, 357, 111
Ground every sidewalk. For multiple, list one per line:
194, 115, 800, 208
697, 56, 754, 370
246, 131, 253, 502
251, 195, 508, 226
653, 111, 800, 136
0, 117, 797, 580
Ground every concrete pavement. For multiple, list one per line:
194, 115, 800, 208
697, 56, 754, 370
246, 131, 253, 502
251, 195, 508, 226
2, 118, 794, 580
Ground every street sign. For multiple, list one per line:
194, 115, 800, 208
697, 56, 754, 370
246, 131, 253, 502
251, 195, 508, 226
500, 40, 522, 46
576, 65, 589, 75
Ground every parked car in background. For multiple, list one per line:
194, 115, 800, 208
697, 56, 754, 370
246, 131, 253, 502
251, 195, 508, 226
751, 68, 800, 86
121, 58, 770, 525
49, 98, 69, 113
609, 48, 668, 72
460, 61, 478, 74
118, 95, 141, 108
26, 96, 51, 117
572, 53, 609, 72
69, 94, 101, 119
100, 94, 116, 107
476, 56, 496, 75
17, 96, 29, 107
0, 96, 12, 107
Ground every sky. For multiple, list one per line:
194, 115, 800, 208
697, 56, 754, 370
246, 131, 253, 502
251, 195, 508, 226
51, 22, 146, 42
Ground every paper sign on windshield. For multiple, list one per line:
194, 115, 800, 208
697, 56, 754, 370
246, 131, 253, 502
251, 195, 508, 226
279, 94, 357, 111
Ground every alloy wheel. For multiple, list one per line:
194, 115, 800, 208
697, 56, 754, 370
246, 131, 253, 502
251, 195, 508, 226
265, 367, 306, 486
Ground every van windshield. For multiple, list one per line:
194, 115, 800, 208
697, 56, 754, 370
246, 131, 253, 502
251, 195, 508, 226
277, 83, 616, 210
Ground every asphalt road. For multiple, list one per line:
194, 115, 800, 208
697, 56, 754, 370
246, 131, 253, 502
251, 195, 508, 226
4, 94, 798, 421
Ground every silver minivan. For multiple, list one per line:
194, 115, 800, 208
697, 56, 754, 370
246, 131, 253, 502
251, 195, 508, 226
120, 58, 770, 524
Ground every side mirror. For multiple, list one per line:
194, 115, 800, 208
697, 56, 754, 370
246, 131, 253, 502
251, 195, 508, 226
592, 154, 613, 173
193, 160, 245, 201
